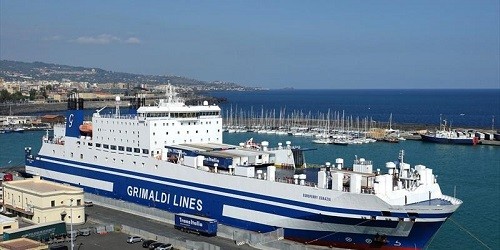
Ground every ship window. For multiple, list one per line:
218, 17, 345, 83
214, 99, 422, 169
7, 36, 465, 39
177, 131, 180, 134
121, 159, 124, 163
155, 165, 158, 169
71, 152, 74, 158
166, 132, 168, 135
134, 148, 140, 153
142, 149, 149, 154
94, 156, 97, 160
186, 131, 189, 134
80, 154, 83, 159
96, 143, 101, 147
118, 146, 124, 151
142, 162, 145, 167
126, 147, 132, 152
153, 132, 155, 136
381, 211, 391, 216
88, 142, 93, 146
103, 144, 109, 149
53, 150, 55, 154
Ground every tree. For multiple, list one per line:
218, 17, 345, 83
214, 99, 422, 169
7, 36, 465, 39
29, 89, 37, 100
0, 89, 10, 102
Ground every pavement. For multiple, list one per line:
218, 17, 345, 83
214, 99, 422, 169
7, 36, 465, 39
66, 204, 257, 250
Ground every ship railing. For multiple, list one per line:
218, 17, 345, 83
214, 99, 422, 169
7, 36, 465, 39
98, 114, 138, 120
441, 194, 463, 205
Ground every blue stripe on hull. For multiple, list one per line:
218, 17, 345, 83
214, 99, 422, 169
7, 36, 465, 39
285, 219, 444, 249
27, 156, 449, 248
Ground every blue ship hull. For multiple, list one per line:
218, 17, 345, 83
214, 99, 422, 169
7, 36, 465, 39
26, 154, 451, 249
420, 134, 477, 145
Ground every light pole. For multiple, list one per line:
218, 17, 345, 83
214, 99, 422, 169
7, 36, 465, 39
70, 198, 74, 250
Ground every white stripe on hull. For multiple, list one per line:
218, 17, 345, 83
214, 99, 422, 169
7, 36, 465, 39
27, 165, 114, 191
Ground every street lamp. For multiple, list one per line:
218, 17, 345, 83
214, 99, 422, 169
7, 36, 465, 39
70, 198, 74, 250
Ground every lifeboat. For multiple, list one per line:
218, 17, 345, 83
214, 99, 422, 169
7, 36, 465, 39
79, 123, 93, 135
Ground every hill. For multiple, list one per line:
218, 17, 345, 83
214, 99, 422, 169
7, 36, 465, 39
0, 60, 252, 90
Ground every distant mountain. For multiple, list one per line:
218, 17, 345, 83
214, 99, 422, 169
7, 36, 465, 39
0, 60, 252, 90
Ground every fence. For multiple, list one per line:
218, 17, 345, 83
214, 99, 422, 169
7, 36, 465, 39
85, 193, 328, 250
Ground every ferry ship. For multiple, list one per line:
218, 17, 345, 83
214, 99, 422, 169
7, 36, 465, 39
25, 86, 462, 249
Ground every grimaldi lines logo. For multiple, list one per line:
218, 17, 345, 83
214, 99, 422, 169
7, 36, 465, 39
126, 185, 203, 211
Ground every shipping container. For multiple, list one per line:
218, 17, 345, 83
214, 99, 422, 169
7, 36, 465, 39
174, 213, 217, 236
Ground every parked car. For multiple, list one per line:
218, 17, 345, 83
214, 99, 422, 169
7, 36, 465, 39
126, 235, 142, 243
148, 242, 163, 250
155, 243, 173, 250
78, 228, 91, 236
142, 239, 157, 248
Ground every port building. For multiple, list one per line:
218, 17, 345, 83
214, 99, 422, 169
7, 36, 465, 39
2, 176, 85, 225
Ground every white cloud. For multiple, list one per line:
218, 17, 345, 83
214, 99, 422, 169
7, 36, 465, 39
73, 34, 121, 45
124, 37, 141, 44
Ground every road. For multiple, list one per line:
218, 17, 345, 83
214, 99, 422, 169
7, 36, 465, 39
81, 204, 256, 250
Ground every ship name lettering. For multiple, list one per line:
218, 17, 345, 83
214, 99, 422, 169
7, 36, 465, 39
173, 194, 203, 211
302, 193, 331, 201
127, 186, 202, 211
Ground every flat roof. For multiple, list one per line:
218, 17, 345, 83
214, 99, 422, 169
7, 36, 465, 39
0, 214, 16, 223
181, 143, 237, 151
0, 237, 46, 249
4, 177, 82, 194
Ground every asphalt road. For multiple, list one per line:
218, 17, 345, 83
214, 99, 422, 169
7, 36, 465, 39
79, 204, 256, 250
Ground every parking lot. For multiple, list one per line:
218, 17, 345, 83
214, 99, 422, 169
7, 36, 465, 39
54, 204, 256, 250
49, 231, 161, 250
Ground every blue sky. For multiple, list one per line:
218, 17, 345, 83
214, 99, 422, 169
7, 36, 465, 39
1, 0, 499, 89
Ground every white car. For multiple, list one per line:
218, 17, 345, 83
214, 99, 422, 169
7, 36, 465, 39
126, 235, 142, 243
155, 243, 173, 250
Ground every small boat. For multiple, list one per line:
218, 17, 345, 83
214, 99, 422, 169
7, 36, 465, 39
383, 136, 399, 143
13, 127, 25, 133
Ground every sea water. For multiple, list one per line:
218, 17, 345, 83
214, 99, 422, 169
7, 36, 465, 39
1, 89, 499, 249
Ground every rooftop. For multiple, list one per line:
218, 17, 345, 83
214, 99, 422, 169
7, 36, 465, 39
3, 176, 83, 194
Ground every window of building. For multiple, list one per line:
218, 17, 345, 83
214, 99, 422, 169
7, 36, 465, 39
77, 199, 81, 206
51, 200, 55, 207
